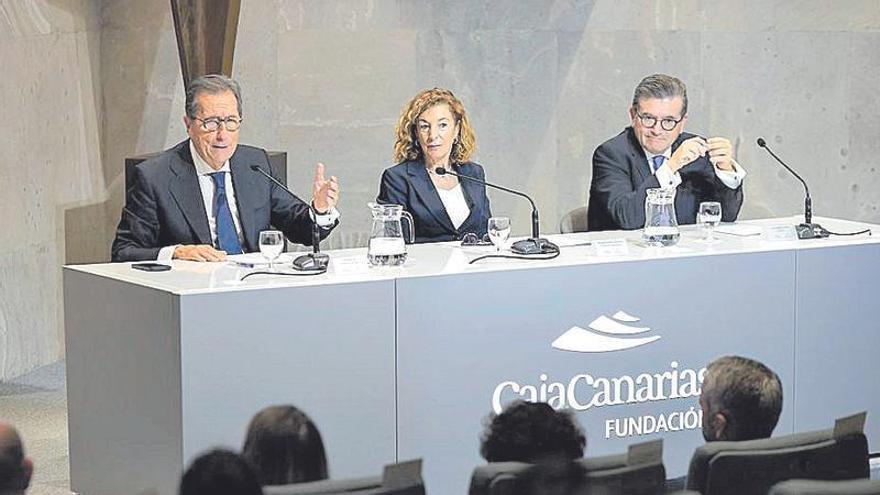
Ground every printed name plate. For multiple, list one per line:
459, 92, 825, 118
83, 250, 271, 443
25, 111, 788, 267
593, 238, 630, 257
763, 225, 798, 242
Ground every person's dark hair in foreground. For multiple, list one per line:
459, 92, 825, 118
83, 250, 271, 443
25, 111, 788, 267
700, 355, 783, 441
179, 449, 262, 495
510, 460, 591, 495
0, 423, 33, 495
480, 401, 586, 463
242, 404, 328, 486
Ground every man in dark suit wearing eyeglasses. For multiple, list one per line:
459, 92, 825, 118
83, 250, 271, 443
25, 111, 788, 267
587, 74, 745, 232
112, 74, 340, 262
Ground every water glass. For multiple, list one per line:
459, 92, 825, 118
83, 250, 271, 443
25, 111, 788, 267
697, 202, 722, 243
259, 230, 284, 269
487, 217, 511, 252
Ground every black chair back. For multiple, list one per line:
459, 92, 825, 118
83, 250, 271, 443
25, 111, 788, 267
770, 478, 880, 495
468, 439, 665, 495
264, 459, 423, 495
685, 412, 869, 495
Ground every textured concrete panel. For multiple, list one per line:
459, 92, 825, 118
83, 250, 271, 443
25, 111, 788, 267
585, 0, 702, 31
0, 0, 101, 378
0, 244, 61, 385
99, 0, 170, 31
843, 33, 880, 221
0, 0, 99, 37
276, 29, 418, 127
702, 32, 851, 221
702, 0, 880, 32
279, 0, 596, 32
235, 0, 282, 149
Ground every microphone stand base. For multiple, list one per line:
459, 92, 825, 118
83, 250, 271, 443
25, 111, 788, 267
292, 252, 330, 271
796, 223, 830, 240
511, 238, 560, 255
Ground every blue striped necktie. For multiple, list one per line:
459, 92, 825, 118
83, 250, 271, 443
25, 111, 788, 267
210, 172, 243, 254
651, 155, 666, 172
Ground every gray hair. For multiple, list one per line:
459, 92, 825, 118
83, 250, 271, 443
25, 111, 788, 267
632, 74, 688, 117
185, 74, 242, 119
702, 355, 783, 441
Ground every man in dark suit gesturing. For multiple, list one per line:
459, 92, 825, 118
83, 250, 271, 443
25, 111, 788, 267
587, 74, 744, 231
112, 75, 340, 262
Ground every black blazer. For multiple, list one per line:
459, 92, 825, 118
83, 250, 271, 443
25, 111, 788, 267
377, 160, 493, 243
111, 140, 335, 262
587, 127, 743, 231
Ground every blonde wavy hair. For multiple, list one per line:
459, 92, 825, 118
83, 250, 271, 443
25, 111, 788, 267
393, 88, 476, 164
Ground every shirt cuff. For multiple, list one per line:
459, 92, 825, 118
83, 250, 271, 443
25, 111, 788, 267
715, 159, 747, 189
157, 245, 178, 262
655, 165, 682, 189
311, 206, 340, 228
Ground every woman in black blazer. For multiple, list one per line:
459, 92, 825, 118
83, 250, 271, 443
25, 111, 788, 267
377, 88, 492, 243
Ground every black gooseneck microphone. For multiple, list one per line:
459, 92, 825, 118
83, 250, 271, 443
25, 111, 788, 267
249, 164, 330, 271
434, 167, 559, 255
755, 138, 829, 240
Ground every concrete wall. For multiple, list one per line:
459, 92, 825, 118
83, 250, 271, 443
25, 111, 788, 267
1, 0, 878, 379
0, 0, 102, 380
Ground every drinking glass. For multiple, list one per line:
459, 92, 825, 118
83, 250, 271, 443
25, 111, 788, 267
259, 230, 284, 270
697, 202, 722, 243
487, 217, 511, 252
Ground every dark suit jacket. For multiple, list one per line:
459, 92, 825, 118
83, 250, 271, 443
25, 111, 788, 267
587, 127, 743, 231
377, 160, 493, 243
111, 140, 335, 262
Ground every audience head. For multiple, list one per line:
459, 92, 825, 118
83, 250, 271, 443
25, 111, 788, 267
179, 449, 262, 495
393, 87, 476, 165
700, 355, 783, 442
480, 401, 586, 463
0, 422, 32, 495
242, 405, 328, 486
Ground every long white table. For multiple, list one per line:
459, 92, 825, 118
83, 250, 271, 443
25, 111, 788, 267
63, 216, 880, 495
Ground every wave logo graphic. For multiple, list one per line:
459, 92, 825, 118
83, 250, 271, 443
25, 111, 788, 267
551, 311, 661, 353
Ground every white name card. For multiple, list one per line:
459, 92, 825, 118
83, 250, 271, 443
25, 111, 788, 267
593, 238, 630, 257
763, 225, 798, 242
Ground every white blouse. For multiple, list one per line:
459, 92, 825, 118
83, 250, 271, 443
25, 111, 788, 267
436, 184, 471, 229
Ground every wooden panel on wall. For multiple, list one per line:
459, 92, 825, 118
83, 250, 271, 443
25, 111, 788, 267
170, 0, 241, 85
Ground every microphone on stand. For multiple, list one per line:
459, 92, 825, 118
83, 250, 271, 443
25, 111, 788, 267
434, 167, 558, 255
250, 164, 330, 271
755, 138, 829, 240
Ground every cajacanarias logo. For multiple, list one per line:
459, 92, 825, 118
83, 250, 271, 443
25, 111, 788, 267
551, 310, 660, 353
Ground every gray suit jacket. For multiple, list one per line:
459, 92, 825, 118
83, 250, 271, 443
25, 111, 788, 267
111, 140, 335, 262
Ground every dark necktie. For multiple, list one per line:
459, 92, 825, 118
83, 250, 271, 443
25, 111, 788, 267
651, 155, 666, 172
210, 172, 243, 254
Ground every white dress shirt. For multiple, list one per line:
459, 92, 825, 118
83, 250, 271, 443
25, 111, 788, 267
647, 148, 746, 190
156, 142, 338, 261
